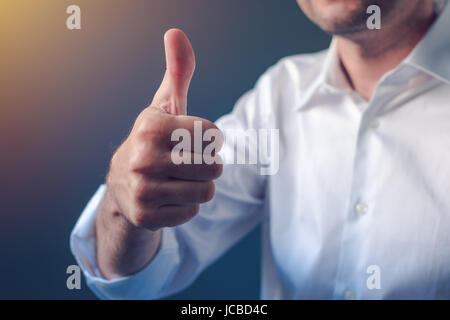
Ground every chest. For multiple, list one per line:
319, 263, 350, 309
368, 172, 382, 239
266, 84, 450, 298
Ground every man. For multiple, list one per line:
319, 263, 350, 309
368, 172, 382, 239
71, 0, 450, 299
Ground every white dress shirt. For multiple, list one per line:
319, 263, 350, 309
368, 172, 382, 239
71, 2, 450, 299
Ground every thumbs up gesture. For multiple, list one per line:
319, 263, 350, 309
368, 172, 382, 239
105, 29, 223, 230
152, 28, 195, 115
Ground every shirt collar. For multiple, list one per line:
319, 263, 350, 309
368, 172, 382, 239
295, 1, 450, 111
295, 39, 345, 110
404, 0, 450, 85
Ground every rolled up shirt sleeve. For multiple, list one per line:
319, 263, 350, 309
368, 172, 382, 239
70, 185, 184, 300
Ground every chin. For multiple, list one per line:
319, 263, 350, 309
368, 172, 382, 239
299, 0, 369, 35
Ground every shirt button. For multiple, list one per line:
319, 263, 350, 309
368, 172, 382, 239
355, 202, 368, 215
370, 119, 380, 129
344, 289, 356, 300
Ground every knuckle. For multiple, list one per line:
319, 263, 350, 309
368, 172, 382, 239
200, 120, 224, 152
209, 163, 223, 179
214, 131, 224, 152
199, 162, 222, 180
130, 176, 149, 202
128, 145, 165, 174
188, 116, 217, 131
189, 204, 201, 218
109, 150, 121, 173
171, 205, 200, 226
130, 175, 162, 205
128, 149, 146, 172
180, 206, 200, 223
199, 117, 217, 130
199, 181, 215, 203
135, 112, 168, 143
130, 208, 151, 228
129, 201, 160, 229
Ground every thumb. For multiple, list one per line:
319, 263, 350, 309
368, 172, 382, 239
151, 28, 196, 115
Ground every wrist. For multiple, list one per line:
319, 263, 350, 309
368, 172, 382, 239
96, 185, 162, 279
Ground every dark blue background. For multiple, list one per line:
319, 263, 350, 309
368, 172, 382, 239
0, 0, 330, 299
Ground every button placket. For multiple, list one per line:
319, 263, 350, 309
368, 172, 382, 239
332, 105, 377, 299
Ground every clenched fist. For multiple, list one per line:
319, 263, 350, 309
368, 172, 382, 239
96, 29, 223, 278
108, 29, 223, 230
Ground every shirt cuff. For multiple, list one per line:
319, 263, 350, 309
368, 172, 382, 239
70, 184, 182, 300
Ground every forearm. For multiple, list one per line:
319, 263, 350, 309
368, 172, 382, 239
95, 188, 162, 279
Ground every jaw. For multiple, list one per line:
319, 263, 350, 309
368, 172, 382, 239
299, 0, 370, 34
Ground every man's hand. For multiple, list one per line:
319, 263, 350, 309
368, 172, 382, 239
96, 29, 223, 278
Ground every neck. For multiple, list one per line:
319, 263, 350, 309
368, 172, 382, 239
336, 3, 436, 100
